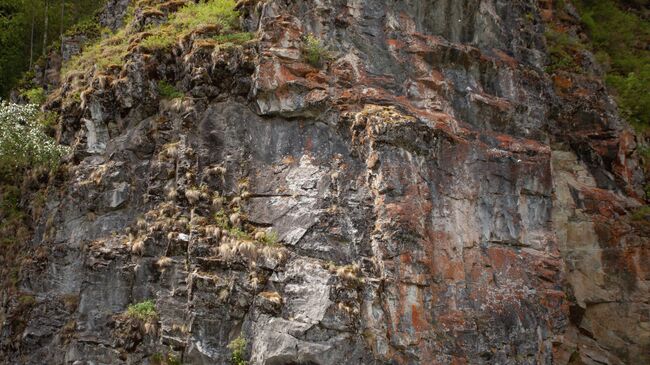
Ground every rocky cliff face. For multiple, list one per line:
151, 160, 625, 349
1, 0, 648, 364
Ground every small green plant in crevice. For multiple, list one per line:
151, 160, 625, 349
631, 205, 650, 221
257, 230, 279, 246
157, 81, 184, 99
214, 209, 230, 229
302, 33, 330, 68
227, 336, 247, 365
150, 352, 182, 365
215, 210, 252, 240
18, 294, 36, 306
126, 299, 157, 321
20, 87, 46, 105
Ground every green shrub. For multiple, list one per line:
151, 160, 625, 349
126, 300, 157, 321
157, 80, 184, 99
21, 88, 46, 105
65, 17, 107, 40
302, 33, 330, 67
227, 336, 247, 365
0, 101, 69, 174
574, 0, 650, 129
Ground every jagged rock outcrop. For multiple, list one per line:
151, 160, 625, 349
1, 0, 648, 364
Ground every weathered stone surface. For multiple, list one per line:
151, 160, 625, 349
1, 0, 648, 364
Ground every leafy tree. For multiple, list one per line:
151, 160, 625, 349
0, 0, 27, 96
576, 0, 650, 128
0, 100, 69, 175
0, 0, 105, 98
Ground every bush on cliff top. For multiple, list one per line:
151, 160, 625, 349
64, 0, 242, 78
141, 0, 240, 50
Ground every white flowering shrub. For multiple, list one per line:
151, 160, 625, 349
0, 101, 70, 173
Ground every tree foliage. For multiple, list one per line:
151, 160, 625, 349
0, 101, 69, 174
575, 0, 650, 129
0, 0, 105, 97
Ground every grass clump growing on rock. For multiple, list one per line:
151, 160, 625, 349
302, 33, 330, 68
141, 33, 176, 50
61, 28, 131, 77
171, 0, 239, 30
126, 300, 157, 321
158, 80, 184, 99
256, 230, 279, 246
142, 0, 241, 50
227, 336, 247, 365
62, 0, 242, 78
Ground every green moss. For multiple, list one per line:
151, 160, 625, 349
214, 209, 260, 241
126, 300, 157, 321
157, 80, 184, 99
229, 227, 252, 240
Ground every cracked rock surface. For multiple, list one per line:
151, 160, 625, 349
1, 0, 648, 364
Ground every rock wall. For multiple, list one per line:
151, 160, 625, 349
1, 0, 648, 364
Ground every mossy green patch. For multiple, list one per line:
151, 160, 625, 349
157, 80, 184, 99
126, 300, 157, 321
